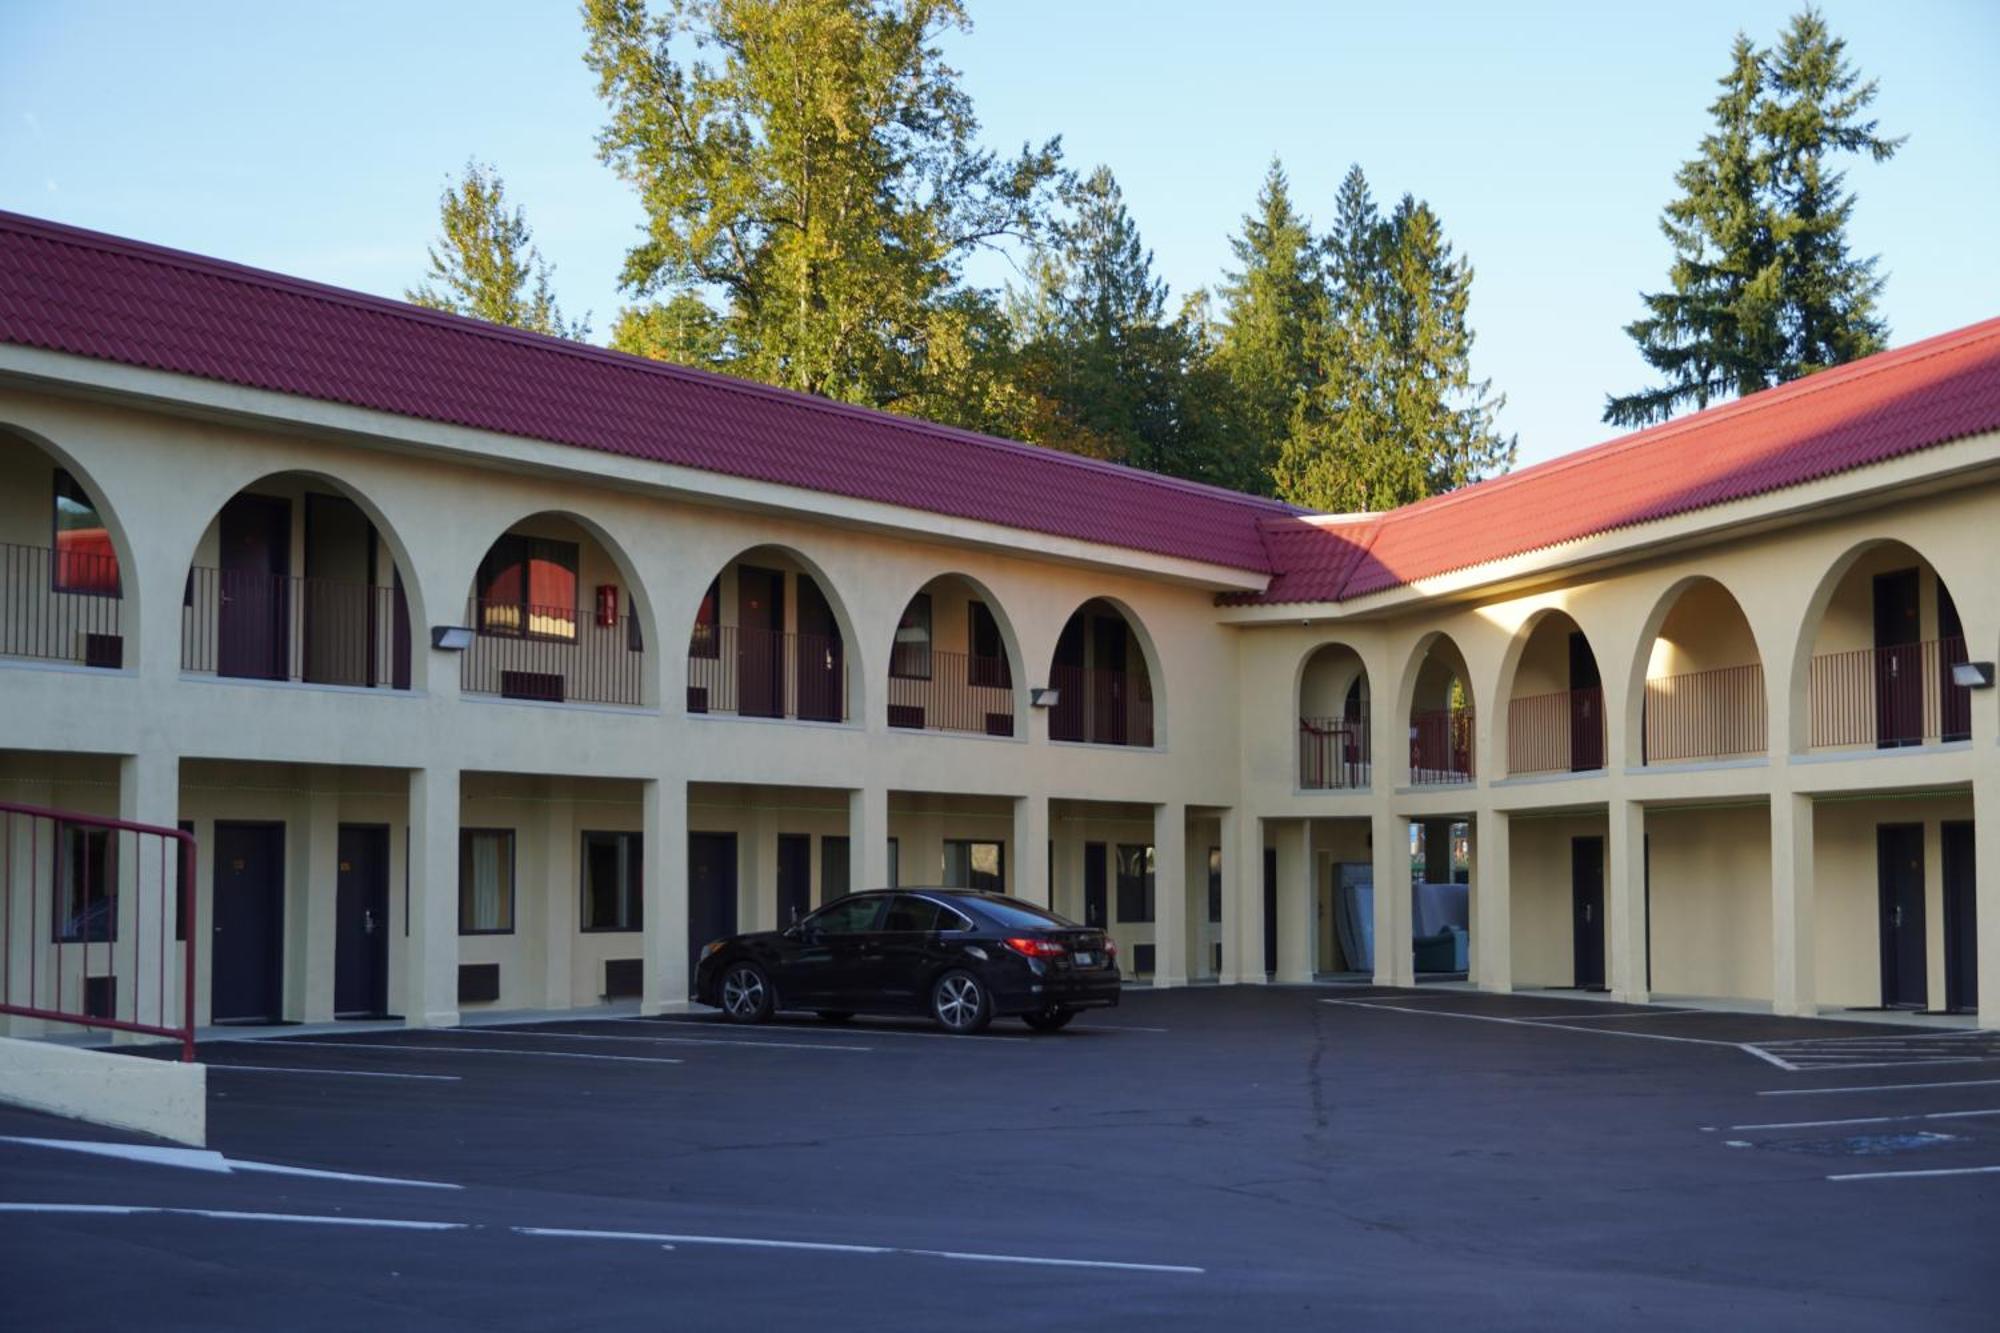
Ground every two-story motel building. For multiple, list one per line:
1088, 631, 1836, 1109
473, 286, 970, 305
2, 210, 1996, 1035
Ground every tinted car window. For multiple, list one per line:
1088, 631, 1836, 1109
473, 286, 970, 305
883, 895, 942, 932
967, 897, 1078, 930
806, 895, 885, 935
936, 905, 975, 932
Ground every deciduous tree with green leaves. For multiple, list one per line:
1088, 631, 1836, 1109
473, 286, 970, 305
1606, 6, 1901, 426
407, 161, 589, 339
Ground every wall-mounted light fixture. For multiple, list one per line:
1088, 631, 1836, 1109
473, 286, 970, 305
431, 625, 476, 652
1029, 687, 1061, 709
1951, 660, 1995, 689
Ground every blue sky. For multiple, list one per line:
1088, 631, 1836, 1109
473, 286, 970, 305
4, 1, 1995, 466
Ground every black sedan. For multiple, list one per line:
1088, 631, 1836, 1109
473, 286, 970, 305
692, 889, 1121, 1034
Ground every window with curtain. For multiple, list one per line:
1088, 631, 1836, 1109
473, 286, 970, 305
890, 593, 932, 679
54, 823, 116, 943
475, 535, 577, 640
967, 600, 1011, 688
52, 469, 120, 595
1115, 843, 1155, 923
690, 577, 721, 658
942, 839, 1004, 893
581, 830, 641, 932
458, 829, 515, 934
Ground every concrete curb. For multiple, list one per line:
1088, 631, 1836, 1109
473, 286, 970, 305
0, 1037, 205, 1146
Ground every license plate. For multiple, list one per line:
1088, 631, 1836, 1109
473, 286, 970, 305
1073, 951, 1096, 967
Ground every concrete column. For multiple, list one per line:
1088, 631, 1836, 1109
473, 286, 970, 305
747, 806, 777, 932
404, 767, 460, 1028
1975, 768, 2000, 1031
851, 787, 890, 893
1372, 811, 1413, 986
1769, 793, 1816, 1017
1273, 820, 1314, 983
1474, 810, 1512, 994
542, 781, 574, 1009
301, 785, 338, 1022
1012, 794, 1049, 905
1219, 808, 1261, 985
641, 775, 690, 1017
1607, 798, 1650, 1004
1151, 802, 1188, 987
117, 751, 178, 1031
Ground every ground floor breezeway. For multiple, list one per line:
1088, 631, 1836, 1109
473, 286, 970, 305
0, 748, 1990, 1036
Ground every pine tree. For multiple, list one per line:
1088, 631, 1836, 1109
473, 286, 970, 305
1212, 159, 1319, 490
1607, 7, 1901, 426
407, 162, 588, 340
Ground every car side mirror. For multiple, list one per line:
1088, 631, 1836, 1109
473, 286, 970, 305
783, 923, 803, 940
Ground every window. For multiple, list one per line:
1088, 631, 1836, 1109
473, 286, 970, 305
967, 600, 1011, 688
887, 837, 900, 889
1115, 843, 1155, 923
476, 535, 578, 640
974, 897, 1075, 930
891, 593, 932, 679
55, 823, 115, 943
805, 894, 884, 936
690, 577, 721, 658
459, 830, 515, 934
883, 894, 942, 933
943, 839, 1004, 894
581, 831, 642, 932
821, 835, 850, 902
1208, 846, 1222, 924
52, 469, 120, 595
938, 904, 975, 932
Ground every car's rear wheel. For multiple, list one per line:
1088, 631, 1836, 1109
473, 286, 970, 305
815, 1010, 855, 1023
1022, 1005, 1076, 1033
930, 969, 992, 1035
720, 962, 774, 1024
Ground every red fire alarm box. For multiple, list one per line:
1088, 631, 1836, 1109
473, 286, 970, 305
596, 584, 620, 627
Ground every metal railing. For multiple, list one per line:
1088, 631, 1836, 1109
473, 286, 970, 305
0, 801, 196, 1061
463, 598, 645, 706
887, 650, 1016, 736
0, 542, 124, 668
687, 624, 847, 722
1299, 715, 1371, 789
1506, 686, 1606, 775
1642, 662, 1766, 763
182, 566, 409, 688
1809, 637, 1971, 750
1048, 664, 1154, 746
1410, 707, 1475, 785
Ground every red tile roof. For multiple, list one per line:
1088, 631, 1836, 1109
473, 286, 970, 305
1237, 315, 2000, 604
3, 210, 1994, 603
0, 210, 1293, 573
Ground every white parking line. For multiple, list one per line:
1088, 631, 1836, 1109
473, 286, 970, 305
1759, 1077, 2000, 1097
1512, 1009, 1704, 1022
260, 1040, 683, 1066
1827, 1165, 2000, 1182
202, 1062, 461, 1082
0, 1203, 466, 1229
1730, 1109, 2000, 1131
615, 1017, 1030, 1043
1319, 998, 1744, 1050
441, 1029, 874, 1054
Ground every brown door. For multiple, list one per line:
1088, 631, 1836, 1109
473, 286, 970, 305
218, 494, 291, 680
1568, 632, 1603, 771
1872, 569, 1921, 747
793, 574, 842, 722
736, 566, 785, 718
1939, 586, 1970, 743
1091, 615, 1128, 745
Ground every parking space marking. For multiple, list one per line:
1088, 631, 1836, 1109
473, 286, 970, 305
0, 1137, 461, 1190
1319, 998, 1746, 1050
1827, 1164, 2000, 1183
0, 1203, 468, 1230
202, 1062, 461, 1082
438, 1028, 875, 1054
1759, 1077, 2000, 1097
619, 1017, 1032, 1043
1730, 1109, 2000, 1131
257, 1040, 684, 1066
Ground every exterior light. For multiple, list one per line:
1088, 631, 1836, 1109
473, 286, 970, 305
431, 625, 476, 652
1951, 660, 1995, 689
1030, 687, 1061, 708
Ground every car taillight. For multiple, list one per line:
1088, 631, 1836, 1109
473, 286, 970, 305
1003, 936, 1067, 959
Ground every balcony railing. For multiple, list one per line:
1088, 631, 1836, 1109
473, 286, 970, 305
1506, 686, 1605, 775
463, 598, 643, 706
1299, 715, 1371, 789
1048, 664, 1154, 746
1809, 637, 1971, 750
0, 542, 124, 669
1410, 707, 1475, 785
687, 624, 847, 722
183, 567, 410, 689
887, 650, 1016, 736
1642, 662, 1765, 763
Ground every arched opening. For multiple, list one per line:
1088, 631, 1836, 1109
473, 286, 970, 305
461, 511, 650, 707
0, 427, 132, 671
685, 545, 852, 723
1048, 598, 1156, 747
182, 472, 417, 690
1501, 611, 1604, 775
885, 573, 1022, 737
1636, 579, 1765, 764
1296, 643, 1370, 789
1797, 539, 1971, 752
1405, 634, 1474, 785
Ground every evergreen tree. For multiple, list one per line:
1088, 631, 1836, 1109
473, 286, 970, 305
1607, 7, 1901, 426
1212, 159, 1319, 490
408, 161, 588, 339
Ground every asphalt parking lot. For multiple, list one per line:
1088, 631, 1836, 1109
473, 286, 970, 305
4, 986, 1999, 1330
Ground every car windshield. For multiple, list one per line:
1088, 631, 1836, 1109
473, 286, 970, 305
969, 897, 1079, 930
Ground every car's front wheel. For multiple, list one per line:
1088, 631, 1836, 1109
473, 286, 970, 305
929, 969, 992, 1035
719, 962, 774, 1024
1022, 1005, 1076, 1033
